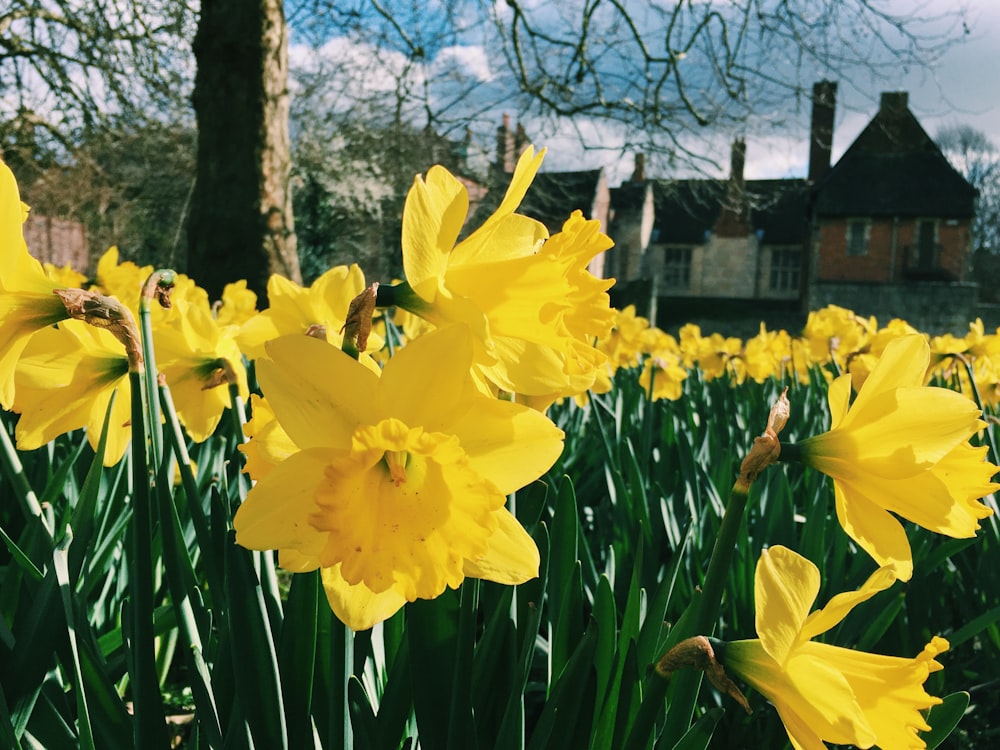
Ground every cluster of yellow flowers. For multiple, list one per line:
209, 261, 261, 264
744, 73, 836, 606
602, 302, 998, 747
0, 150, 614, 631
3, 149, 997, 748
600, 302, 1000, 406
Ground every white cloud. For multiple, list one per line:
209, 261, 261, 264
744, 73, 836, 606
431, 45, 494, 83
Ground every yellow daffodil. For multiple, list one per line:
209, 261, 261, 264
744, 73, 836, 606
237, 264, 383, 366
395, 147, 615, 405
639, 350, 687, 401
803, 304, 877, 370
155, 291, 250, 442
233, 324, 565, 630
793, 334, 997, 580
43, 262, 88, 288
239, 394, 298, 480
12, 320, 132, 465
0, 161, 70, 409
723, 545, 948, 750
597, 305, 651, 373
214, 280, 259, 327
742, 324, 794, 384
91, 246, 153, 313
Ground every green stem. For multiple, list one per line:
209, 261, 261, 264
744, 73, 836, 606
158, 382, 223, 598
138, 270, 175, 468
0, 420, 54, 543
128, 370, 167, 748
640, 482, 751, 748
330, 620, 354, 750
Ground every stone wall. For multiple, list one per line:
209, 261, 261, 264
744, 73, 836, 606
808, 280, 980, 335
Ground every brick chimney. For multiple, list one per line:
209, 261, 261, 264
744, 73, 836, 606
496, 114, 516, 174
880, 91, 909, 116
808, 80, 837, 183
714, 138, 750, 237
630, 153, 646, 182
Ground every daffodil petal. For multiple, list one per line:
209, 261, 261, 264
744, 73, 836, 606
463, 507, 540, 584
841, 334, 928, 428
320, 564, 408, 632
783, 653, 876, 747
258, 334, 379, 451
402, 165, 468, 301
233, 447, 332, 558
834, 482, 913, 581
754, 546, 820, 665
379, 324, 477, 431
450, 397, 564, 495
839, 386, 982, 474
833, 443, 995, 539
278, 548, 321, 572
452, 212, 548, 267
798, 565, 897, 644
826, 373, 852, 430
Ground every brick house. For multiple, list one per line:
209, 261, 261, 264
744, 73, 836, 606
608, 82, 981, 333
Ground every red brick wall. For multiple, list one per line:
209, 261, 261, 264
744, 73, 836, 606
23, 214, 89, 272
815, 217, 970, 282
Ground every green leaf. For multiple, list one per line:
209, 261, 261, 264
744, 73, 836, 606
53, 539, 96, 750
278, 571, 319, 750
525, 622, 598, 750
407, 589, 461, 750
921, 691, 970, 750
373, 633, 415, 750
669, 707, 724, 750
224, 541, 288, 750
0, 522, 44, 581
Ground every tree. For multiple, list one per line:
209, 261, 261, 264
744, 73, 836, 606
187, 0, 301, 304
938, 124, 1000, 255
0, 1, 194, 149
24, 123, 197, 268
490, 1, 969, 169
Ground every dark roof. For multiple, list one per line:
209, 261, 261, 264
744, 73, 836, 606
520, 169, 603, 228
610, 181, 649, 214
651, 179, 808, 245
815, 96, 977, 217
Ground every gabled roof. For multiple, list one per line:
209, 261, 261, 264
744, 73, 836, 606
814, 93, 977, 218
650, 179, 808, 245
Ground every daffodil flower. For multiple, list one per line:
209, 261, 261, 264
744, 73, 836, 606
12, 320, 132, 465
155, 290, 249, 442
394, 147, 615, 405
90, 246, 153, 313
0, 161, 70, 409
791, 334, 997, 581
723, 545, 948, 750
233, 324, 564, 630
237, 264, 382, 365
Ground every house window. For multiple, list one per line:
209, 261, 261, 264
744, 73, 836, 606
663, 246, 692, 289
846, 220, 869, 256
915, 219, 937, 270
770, 248, 800, 291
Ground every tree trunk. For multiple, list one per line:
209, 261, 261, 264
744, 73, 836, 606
188, 0, 300, 306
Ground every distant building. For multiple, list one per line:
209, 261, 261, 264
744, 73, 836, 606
607, 81, 980, 334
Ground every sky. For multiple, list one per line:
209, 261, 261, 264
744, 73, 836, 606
286, 1, 1000, 185
736, 0, 1000, 180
